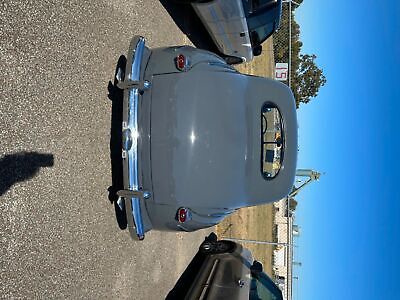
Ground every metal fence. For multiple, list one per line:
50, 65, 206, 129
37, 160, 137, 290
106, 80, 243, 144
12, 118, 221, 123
273, 1, 291, 87
274, 0, 302, 89
223, 198, 295, 300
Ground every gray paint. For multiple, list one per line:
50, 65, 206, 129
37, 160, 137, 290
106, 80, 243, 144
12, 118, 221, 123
184, 242, 250, 299
149, 71, 298, 209
180, 238, 283, 300
192, 0, 253, 61
122, 37, 297, 234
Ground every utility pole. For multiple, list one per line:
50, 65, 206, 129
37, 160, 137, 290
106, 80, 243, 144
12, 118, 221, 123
289, 169, 322, 198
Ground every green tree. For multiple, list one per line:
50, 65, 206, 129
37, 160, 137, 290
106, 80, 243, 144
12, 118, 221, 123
292, 54, 327, 107
272, 1, 326, 108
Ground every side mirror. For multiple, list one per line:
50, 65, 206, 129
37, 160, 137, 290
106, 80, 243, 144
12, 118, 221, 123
253, 45, 262, 56
250, 260, 263, 276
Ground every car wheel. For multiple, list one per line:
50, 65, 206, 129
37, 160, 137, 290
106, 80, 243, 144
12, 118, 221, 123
224, 55, 244, 65
200, 241, 214, 253
214, 241, 232, 253
200, 241, 233, 254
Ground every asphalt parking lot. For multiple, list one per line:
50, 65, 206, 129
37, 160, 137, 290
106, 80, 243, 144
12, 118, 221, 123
0, 1, 211, 298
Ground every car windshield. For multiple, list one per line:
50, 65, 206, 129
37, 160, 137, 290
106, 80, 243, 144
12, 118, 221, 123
245, 0, 281, 44
250, 0, 278, 11
249, 275, 282, 300
261, 104, 284, 179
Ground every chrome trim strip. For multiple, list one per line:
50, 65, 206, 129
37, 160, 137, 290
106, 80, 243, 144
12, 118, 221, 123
199, 259, 220, 300
127, 88, 139, 191
122, 36, 146, 240
130, 38, 145, 81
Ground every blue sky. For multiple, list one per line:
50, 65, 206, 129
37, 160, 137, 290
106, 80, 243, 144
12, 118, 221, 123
292, 1, 400, 299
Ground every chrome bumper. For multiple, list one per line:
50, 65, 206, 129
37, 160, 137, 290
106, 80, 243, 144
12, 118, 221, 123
117, 36, 150, 241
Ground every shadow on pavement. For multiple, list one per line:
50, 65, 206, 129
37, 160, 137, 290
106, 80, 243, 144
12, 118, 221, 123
0, 151, 54, 196
108, 54, 128, 230
158, 0, 220, 54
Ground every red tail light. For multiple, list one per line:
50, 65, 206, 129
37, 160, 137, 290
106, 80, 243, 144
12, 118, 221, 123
177, 207, 192, 223
176, 54, 188, 71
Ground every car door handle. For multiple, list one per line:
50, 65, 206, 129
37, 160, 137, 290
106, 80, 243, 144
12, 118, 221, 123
238, 279, 245, 288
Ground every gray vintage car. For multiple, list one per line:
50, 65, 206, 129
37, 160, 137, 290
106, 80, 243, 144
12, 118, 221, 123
115, 36, 297, 240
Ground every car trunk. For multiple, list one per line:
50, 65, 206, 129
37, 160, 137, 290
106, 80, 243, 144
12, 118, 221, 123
149, 70, 250, 210
146, 65, 297, 212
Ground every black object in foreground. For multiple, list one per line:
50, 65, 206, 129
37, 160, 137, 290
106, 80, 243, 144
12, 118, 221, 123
0, 151, 54, 196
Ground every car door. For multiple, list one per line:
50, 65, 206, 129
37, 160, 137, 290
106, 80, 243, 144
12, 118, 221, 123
192, 0, 252, 61
184, 254, 251, 300
205, 255, 251, 300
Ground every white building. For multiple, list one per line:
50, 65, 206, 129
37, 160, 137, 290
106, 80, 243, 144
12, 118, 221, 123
273, 197, 294, 300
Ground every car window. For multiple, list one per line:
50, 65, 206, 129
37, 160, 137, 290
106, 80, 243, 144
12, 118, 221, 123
249, 277, 280, 300
252, 22, 275, 44
250, 0, 278, 11
261, 104, 284, 179
245, 0, 282, 44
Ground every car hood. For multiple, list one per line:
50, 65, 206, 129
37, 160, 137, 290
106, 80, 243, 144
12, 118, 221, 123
149, 70, 297, 209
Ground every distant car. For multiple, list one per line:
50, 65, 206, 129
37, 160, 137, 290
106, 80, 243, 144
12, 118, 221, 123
166, 233, 284, 300
115, 36, 297, 240
182, 0, 283, 64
